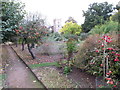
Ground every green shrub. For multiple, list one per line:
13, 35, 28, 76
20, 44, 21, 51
89, 21, 118, 35
49, 32, 64, 41
63, 66, 72, 75
67, 38, 76, 53
79, 33, 88, 40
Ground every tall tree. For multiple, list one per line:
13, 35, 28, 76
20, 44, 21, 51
82, 2, 113, 33
1, 0, 25, 42
111, 12, 119, 22
60, 21, 82, 35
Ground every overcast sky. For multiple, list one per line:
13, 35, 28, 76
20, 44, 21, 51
19, 0, 119, 26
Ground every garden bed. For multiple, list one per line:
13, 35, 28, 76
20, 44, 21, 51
11, 44, 78, 88
11, 44, 98, 88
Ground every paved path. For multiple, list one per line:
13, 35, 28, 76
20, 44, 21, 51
4, 45, 46, 88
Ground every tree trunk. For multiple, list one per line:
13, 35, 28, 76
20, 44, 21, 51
15, 40, 18, 47
22, 40, 24, 51
16, 42, 18, 47
27, 43, 35, 59
13, 37, 18, 47
15, 37, 18, 47
30, 43, 35, 48
21, 38, 26, 51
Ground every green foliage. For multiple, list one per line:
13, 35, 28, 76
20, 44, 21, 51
60, 21, 81, 63
63, 66, 72, 75
60, 21, 82, 35
66, 38, 77, 64
82, 2, 113, 32
111, 12, 120, 22
1, 0, 25, 42
48, 32, 64, 41
89, 21, 118, 35
66, 38, 76, 53
79, 33, 88, 40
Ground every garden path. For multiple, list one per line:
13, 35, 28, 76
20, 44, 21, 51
4, 45, 46, 88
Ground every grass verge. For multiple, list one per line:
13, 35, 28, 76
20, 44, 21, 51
29, 62, 58, 68
0, 74, 6, 87
29, 60, 67, 68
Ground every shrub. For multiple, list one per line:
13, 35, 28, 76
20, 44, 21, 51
59, 21, 82, 35
75, 32, 120, 87
49, 32, 64, 41
79, 33, 88, 40
35, 41, 67, 55
89, 21, 118, 35
75, 34, 101, 69
63, 66, 72, 75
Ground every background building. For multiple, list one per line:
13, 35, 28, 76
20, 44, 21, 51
53, 19, 62, 32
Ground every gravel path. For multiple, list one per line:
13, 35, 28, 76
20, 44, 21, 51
4, 45, 46, 88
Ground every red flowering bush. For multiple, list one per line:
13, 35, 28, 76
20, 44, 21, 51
75, 33, 120, 87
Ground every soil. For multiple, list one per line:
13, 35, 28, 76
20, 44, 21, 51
12, 45, 64, 64
55, 66, 96, 88
2, 45, 46, 88
12, 44, 97, 88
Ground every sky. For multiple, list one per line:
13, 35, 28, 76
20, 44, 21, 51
19, 0, 119, 26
